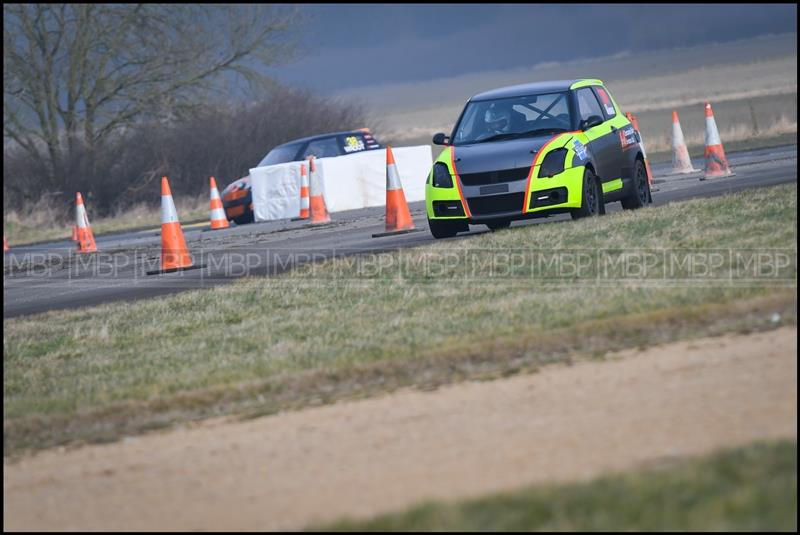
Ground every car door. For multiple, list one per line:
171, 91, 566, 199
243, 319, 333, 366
575, 87, 620, 183
592, 86, 627, 181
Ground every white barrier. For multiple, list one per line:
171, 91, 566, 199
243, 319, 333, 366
250, 161, 301, 222
250, 146, 432, 222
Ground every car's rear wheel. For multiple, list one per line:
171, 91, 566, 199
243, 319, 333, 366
485, 219, 511, 231
428, 217, 466, 239
571, 168, 602, 219
621, 159, 651, 210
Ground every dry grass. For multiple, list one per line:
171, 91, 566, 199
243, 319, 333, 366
3, 183, 796, 456
317, 440, 797, 532
645, 113, 797, 153
3, 194, 210, 246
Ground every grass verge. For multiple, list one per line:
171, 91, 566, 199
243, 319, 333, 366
3, 195, 210, 247
647, 133, 797, 165
3, 183, 797, 457
314, 439, 797, 531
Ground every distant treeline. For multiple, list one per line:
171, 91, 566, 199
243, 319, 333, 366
4, 4, 371, 220
4, 87, 368, 219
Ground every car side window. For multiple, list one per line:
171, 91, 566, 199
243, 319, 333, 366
302, 137, 340, 159
592, 86, 617, 119
576, 88, 605, 125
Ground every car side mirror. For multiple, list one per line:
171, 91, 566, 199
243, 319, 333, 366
432, 133, 450, 145
580, 115, 603, 131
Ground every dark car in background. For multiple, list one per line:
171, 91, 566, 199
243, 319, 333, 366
221, 128, 382, 224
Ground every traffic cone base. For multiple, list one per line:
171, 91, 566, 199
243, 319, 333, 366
309, 195, 331, 225
702, 145, 734, 179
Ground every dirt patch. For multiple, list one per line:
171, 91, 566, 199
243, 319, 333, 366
4, 327, 797, 531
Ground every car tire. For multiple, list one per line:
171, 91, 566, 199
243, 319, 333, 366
571, 168, 602, 219
486, 219, 512, 231
621, 159, 651, 210
428, 217, 465, 239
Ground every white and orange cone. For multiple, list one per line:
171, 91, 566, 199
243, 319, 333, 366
308, 156, 331, 225
291, 162, 310, 221
299, 162, 310, 219
671, 111, 697, 174
372, 146, 418, 238
147, 176, 196, 274
208, 176, 229, 230
702, 102, 733, 180
75, 192, 97, 253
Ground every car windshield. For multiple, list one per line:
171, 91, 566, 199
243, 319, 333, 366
452, 92, 572, 146
258, 142, 302, 166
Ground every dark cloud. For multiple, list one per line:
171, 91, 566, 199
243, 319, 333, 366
274, 4, 797, 92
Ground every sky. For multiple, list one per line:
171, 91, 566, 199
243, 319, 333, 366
272, 4, 797, 93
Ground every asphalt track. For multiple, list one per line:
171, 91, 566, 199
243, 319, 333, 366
3, 144, 796, 318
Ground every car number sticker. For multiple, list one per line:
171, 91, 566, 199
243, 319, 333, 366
573, 139, 588, 161
343, 135, 366, 153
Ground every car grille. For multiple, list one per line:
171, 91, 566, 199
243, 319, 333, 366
459, 167, 530, 186
467, 192, 524, 216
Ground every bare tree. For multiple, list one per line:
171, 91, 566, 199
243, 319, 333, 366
4, 3, 300, 196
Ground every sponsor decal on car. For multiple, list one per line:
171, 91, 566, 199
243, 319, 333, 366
573, 139, 588, 161
619, 125, 637, 150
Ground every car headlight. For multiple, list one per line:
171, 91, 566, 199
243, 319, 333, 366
538, 148, 568, 178
432, 162, 454, 188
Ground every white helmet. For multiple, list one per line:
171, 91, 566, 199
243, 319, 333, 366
484, 104, 511, 133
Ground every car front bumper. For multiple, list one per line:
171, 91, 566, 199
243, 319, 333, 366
426, 164, 584, 223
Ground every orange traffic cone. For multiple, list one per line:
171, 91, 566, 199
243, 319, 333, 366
3, 236, 9, 253
75, 192, 97, 253
308, 156, 331, 225
671, 110, 697, 174
701, 102, 733, 180
208, 176, 230, 230
147, 176, 198, 275
372, 146, 419, 238
291, 162, 310, 221
71, 225, 78, 242
625, 113, 655, 189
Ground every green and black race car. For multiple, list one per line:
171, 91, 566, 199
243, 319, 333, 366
425, 79, 651, 238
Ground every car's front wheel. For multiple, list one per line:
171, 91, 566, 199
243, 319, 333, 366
428, 217, 466, 239
621, 159, 651, 210
571, 168, 602, 219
